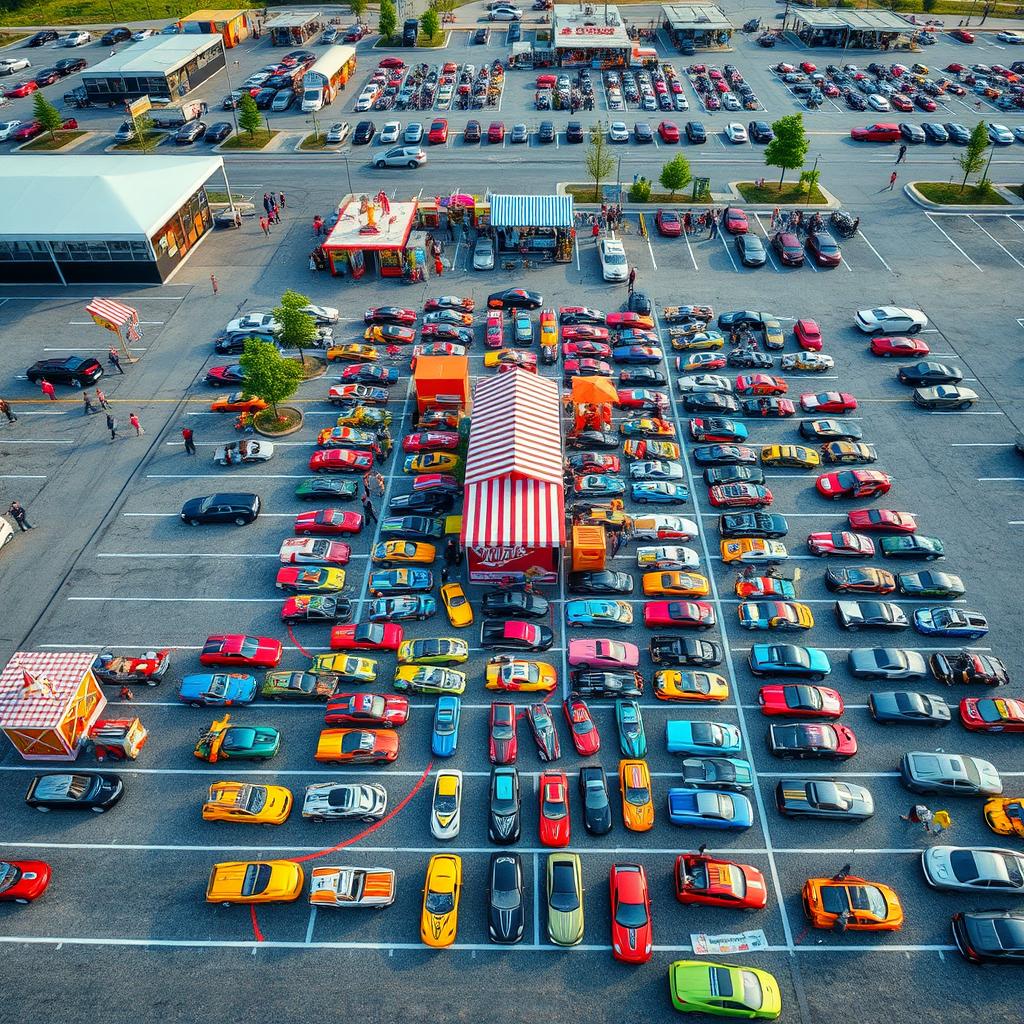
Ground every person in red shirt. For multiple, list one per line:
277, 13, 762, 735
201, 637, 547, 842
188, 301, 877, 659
40, 379, 56, 401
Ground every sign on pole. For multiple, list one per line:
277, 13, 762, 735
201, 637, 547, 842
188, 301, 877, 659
126, 95, 151, 118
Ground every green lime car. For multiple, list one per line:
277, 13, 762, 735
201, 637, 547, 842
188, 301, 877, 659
294, 478, 359, 502
546, 852, 584, 946
260, 671, 337, 701
669, 961, 781, 1019
396, 638, 470, 667
393, 666, 467, 695
879, 535, 944, 560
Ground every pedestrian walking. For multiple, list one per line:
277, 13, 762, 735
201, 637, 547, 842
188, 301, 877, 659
129, 412, 143, 436
592, 220, 600, 240
108, 347, 124, 374
709, 215, 718, 239
440, 565, 450, 584
82, 391, 97, 415
901, 803, 931, 826
260, 216, 270, 236
373, 470, 385, 495
7, 500, 32, 531
361, 495, 378, 523
278, 191, 286, 208
445, 537, 458, 568
309, 255, 317, 273
832, 864, 852, 882
95, 387, 110, 410
181, 426, 196, 455
119, 685, 135, 701
896, 143, 907, 164
888, 170, 898, 190
272, 205, 281, 225
627, 266, 637, 294
263, 192, 272, 214
833, 908, 851, 933
0, 397, 17, 423
106, 412, 117, 440
40, 379, 56, 401
210, 273, 219, 295
931, 809, 952, 835
362, 470, 372, 499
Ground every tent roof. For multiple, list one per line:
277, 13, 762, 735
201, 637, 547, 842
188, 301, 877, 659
791, 8, 908, 29
0, 651, 97, 730
489, 194, 574, 229
0, 156, 223, 242
82, 34, 221, 76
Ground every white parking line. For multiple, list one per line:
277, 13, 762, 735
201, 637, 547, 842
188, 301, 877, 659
978, 476, 1024, 482
926, 213, 983, 271
969, 215, 1024, 269
950, 442, 1014, 447
751, 213, 782, 272
680, 229, 698, 272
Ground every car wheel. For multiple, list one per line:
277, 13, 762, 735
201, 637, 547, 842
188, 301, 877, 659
907, 323, 921, 334
959, 402, 972, 410
188, 518, 201, 527
34, 806, 50, 813
810, 673, 825, 682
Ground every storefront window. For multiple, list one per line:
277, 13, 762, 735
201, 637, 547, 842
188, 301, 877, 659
86, 241, 112, 261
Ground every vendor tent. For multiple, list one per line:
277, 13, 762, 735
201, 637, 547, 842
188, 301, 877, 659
571, 375, 619, 406
489, 194, 574, 228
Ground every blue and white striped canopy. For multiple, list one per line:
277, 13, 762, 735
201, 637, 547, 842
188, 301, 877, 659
489, 194, 574, 228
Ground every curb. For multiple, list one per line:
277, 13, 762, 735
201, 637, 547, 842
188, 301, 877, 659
14, 129, 93, 154
903, 181, 1023, 212
557, 181, 842, 211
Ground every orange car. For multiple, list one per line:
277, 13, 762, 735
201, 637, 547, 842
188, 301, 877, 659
210, 392, 268, 414
314, 728, 400, 764
801, 876, 903, 931
618, 758, 654, 832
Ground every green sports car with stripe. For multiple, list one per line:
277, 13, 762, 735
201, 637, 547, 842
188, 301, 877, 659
669, 961, 781, 1019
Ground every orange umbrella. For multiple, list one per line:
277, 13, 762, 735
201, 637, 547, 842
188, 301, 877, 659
571, 375, 619, 407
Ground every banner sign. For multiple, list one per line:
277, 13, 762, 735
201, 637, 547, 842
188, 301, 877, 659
690, 929, 769, 956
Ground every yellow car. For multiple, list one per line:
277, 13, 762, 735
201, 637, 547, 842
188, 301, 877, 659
720, 538, 789, 565
397, 638, 470, 665
206, 859, 304, 905
654, 670, 729, 702
440, 582, 473, 628
372, 539, 436, 566
308, 653, 377, 683
763, 318, 784, 350
202, 781, 294, 824
327, 343, 378, 363
619, 759, 654, 832
210, 392, 268, 414
421, 853, 462, 947
623, 439, 681, 461
760, 444, 820, 469
670, 333, 723, 352
405, 452, 460, 474
484, 657, 558, 693
642, 570, 710, 597
335, 406, 392, 428
540, 308, 557, 348
984, 798, 1024, 838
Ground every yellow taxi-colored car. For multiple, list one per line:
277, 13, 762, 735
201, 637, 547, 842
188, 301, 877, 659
719, 538, 789, 565
372, 539, 436, 566
671, 333, 724, 352
309, 653, 377, 683
206, 859, 305, 905
984, 797, 1024, 838
440, 582, 473, 628
483, 349, 524, 368
405, 452, 460, 474
654, 669, 730, 702
540, 308, 557, 348
327, 343, 378, 364
760, 444, 820, 469
802, 876, 903, 931
210, 392, 268, 414
397, 638, 470, 665
619, 759, 654, 832
421, 853, 462, 947
484, 657, 558, 692
642, 570, 710, 597
201, 781, 294, 824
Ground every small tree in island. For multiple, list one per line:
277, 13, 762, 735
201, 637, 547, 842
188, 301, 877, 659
239, 337, 304, 425
273, 289, 321, 368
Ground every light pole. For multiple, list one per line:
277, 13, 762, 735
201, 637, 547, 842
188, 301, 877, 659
222, 57, 241, 133
341, 154, 354, 196
616, 152, 622, 204
981, 139, 996, 187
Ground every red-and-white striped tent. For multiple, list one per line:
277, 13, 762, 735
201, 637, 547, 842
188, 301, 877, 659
86, 298, 142, 344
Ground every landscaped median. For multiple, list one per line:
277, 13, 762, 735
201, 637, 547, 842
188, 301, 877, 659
19, 130, 88, 152
220, 130, 280, 151
734, 181, 828, 205
908, 181, 1013, 208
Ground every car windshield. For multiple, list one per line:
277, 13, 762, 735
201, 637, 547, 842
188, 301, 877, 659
550, 864, 580, 910
808, 782, 849, 810
494, 775, 515, 802
239, 785, 267, 814
625, 782, 650, 805
615, 898, 647, 929
241, 863, 272, 896
425, 890, 454, 914
696, 791, 730, 818
977, 700, 1006, 723
994, 918, 1024, 950
503, 663, 537, 684
691, 722, 720, 745
603, 249, 627, 265
543, 791, 566, 818
787, 686, 820, 709
491, 885, 520, 911
963, 758, 981, 786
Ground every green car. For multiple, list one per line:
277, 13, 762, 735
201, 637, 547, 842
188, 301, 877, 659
669, 961, 781, 1019
294, 478, 359, 502
194, 723, 281, 762
879, 535, 944, 560
396, 638, 470, 667
260, 671, 337, 701
546, 853, 584, 946
393, 666, 466, 695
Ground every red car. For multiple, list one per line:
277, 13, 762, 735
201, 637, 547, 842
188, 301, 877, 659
959, 697, 1024, 732
609, 863, 653, 963
379, 56, 406, 68
758, 683, 844, 718
890, 94, 913, 112
847, 508, 917, 533
564, 358, 612, 377
772, 231, 804, 266
914, 94, 937, 112
309, 449, 374, 473
870, 335, 929, 357
708, 483, 773, 508
489, 701, 518, 764
402, 431, 459, 453
655, 209, 682, 237
816, 470, 892, 500
364, 306, 417, 326
794, 319, 822, 351
745, 397, 795, 417
570, 452, 620, 473
736, 374, 787, 396
800, 60, 817, 73
12, 117, 77, 142
800, 391, 858, 414
324, 692, 410, 727
678, 353, 726, 372
427, 118, 448, 144
200, 634, 282, 668
562, 695, 601, 755
488, 120, 505, 143
807, 531, 875, 557
563, 341, 612, 359
4, 80, 38, 98
486, 311, 504, 349
330, 622, 403, 651
674, 854, 767, 909
538, 770, 571, 847
618, 388, 669, 412
723, 207, 749, 234
0, 859, 51, 903
606, 312, 654, 331
643, 600, 716, 630
953, 28, 975, 42
294, 509, 363, 535
658, 120, 680, 143
561, 324, 610, 341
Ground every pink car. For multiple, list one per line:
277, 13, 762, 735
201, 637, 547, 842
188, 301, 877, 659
567, 638, 640, 669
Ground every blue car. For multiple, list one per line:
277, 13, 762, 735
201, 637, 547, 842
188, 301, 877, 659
680, 756, 754, 791
667, 787, 754, 829
177, 673, 258, 707
613, 345, 664, 365
565, 599, 634, 628
629, 460, 684, 482
631, 481, 689, 504
368, 595, 437, 621
368, 568, 434, 595
574, 474, 627, 497
615, 698, 647, 757
666, 720, 742, 756
913, 606, 989, 639
431, 695, 461, 757
513, 310, 533, 345
748, 643, 831, 680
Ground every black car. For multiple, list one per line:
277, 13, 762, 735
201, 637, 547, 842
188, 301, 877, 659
767, 722, 856, 761
897, 361, 963, 387
480, 619, 554, 651
570, 671, 644, 698
474, 27, 489, 43
845, 91, 867, 111
33, 66, 61, 86
835, 600, 908, 631
26, 355, 102, 387
775, 778, 874, 820
488, 768, 521, 845
54, 57, 87, 76
868, 690, 951, 726
566, 120, 584, 143
681, 757, 751, 792
685, 120, 706, 143
175, 119, 207, 144
719, 512, 788, 538
620, 367, 667, 386
487, 288, 543, 310
952, 910, 1024, 963
559, 307, 605, 326
568, 570, 634, 595
944, 122, 971, 144
799, 419, 863, 442
736, 233, 767, 267
703, 465, 765, 486
930, 652, 1009, 687
25, 771, 123, 811
684, 392, 740, 414
628, 291, 652, 316
254, 87, 277, 110
922, 122, 948, 144
634, 121, 654, 143
730, 350, 774, 369
295, 477, 357, 502
388, 490, 454, 515
717, 310, 765, 330
649, 636, 722, 666
508, 22, 522, 42
481, 590, 550, 619
27, 29, 60, 46
692, 444, 757, 466
100, 27, 132, 45
180, 492, 260, 526
538, 120, 555, 143
566, 429, 618, 450
352, 120, 375, 145
578, 765, 612, 835
487, 852, 525, 943
748, 120, 774, 143
206, 121, 232, 143
379, 515, 444, 540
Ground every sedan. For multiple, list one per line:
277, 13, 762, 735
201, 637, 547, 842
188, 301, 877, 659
749, 121, 774, 142
609, 120, 629, 142
724, 122, 748, 143
736, 233, 767, 267
869, 690, 950, 725
856, 306, 928, 334
767, 722, 858, 760
900, 751, 1002, 796
989, 122, 1015, 145
772, 231, 804, 266
898, 361, 963, 387
658, 120, 680, 143
952, 910, 1024, 963
655, 209, 682, 236
913, 385, 978, 410
923, 846, 1024, 893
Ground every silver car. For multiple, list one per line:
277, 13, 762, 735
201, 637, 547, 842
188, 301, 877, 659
326, 121, 351, 144
372, 144, 426, 169
302, 782, 387, 822
847, 648, 927, 680
922, 846, 1024, 894
473, 235, 495, 271
900, 751, 1002, 796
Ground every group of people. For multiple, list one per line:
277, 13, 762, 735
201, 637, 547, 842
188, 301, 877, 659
768, 208, 829, 234
259, 192, 286, 237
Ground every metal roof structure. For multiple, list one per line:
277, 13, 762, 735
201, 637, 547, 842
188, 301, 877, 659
789, 8, 909, 30
81, 33, 223, 76
489, 194, 575, 229
660, 4, 733, 30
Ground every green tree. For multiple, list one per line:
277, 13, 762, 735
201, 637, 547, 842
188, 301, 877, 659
237, 93, 262, 138
957, 121, 990, 193
585, 124, 614, 202
628, 177, 652, 203
764, 112, 810, 187
379, 0, 397, 42
273, 289, 321, 366
921, 0, 937, 11
239, 338, 304, 421
421, 7, 440, 41
433, 0, 456, 18
350, 0, 366, 19
659, 153, 692, 199
32, 91, 63, 141
799, 167, 821, 196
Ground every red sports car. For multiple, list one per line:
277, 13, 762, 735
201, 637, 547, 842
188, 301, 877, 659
674, 854, 767, 909
655, 209, 682, 237
658, 120, 680, 143
619, 388, 669, 412
708, 483, 773, 508
736, 374, 787, 396
890, 93, 913, 112
758, 683, 844, 718
606, 312, 655, 331
323, 692, 410, 727
723, 207, 749, 234
309, 449, 374, 473
953, 28, 975, 41
745, 397, 795, 417
563, 696, 601, 756
794, 319, 822, 351
870, 336, 930, 357
0, 860, 51, 903
817, 470, 892, 500
564, 358, 612, 378
563, 341, 612, 359
643, 600, 716, 629
379, 56, 406, 68
330, 622, 403, 651
199, 634, 282, 668
294, 509, 363, 535
561, 324, 610, 341
570, 452, 620, 473
538, 771, 571, 847
4, 80, 38, 98
363, 306, 417, 326
800, 60, 817, 73
807, 531, 875, 557
678, 353, 727, 372
489, 701, 518, 764
609, 863, 653, 964
847, 509, 917, 533
427, 118, 448, 144
959, 697, 1024, 733
402, 431, 459, 453
800, 391, 858, 414
424, 296, 474, 313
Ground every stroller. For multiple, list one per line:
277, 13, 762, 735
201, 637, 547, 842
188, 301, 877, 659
830, 210, 859, 237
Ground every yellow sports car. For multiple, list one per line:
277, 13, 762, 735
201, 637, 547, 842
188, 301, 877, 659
619, 759, 654, 832
335, 406, 392, 428
309, 653, 377, 683
275, 565, 347, 593
484, 657, 558, 693
440, 582, 473, 628
397, 638, 470, 665
671, 333, 724, 352
327, 343, 378, 363
984, 798, 1024, 838
654, 670, 729, 702
764, 319, 784, 350
623, 439, 681, 461
210, 392, 268, 414
206, 859, 304, 905
720, 538, 789, 564
540, 309, 557, 347
421, 854, 462, 948
760, 444, 820, 469
202, 781, 294, 824
405, 452, 460, 474
642, 570, 710, 597
372, 539, 436, 566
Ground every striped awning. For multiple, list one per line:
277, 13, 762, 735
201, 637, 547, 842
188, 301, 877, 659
86, 298, 138, 330
489, 194, 574, 229
463, 477, 565, 548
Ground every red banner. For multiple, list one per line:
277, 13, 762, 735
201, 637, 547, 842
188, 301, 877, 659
468, 545, 557, 583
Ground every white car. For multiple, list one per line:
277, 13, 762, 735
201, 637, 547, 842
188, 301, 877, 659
279, 537, 350, 564
302, 303, 339, 324
854, 306, 928, 334
354, 89, 378, 112
598, 238, 628, 282
676, 373, 733, 393
922, 846, 1024, 893
636, 545, 700, 570
489, 7, 523, 20
372, 144, 426, 169
722, 93, 741, 111
608, 88, 624, 110
725, 122, 748, 144
473, 235, 495, 271
867, 94, 890, 111
63, 31, 91, 46
997, 30, 1024, 42
380, 120, 401, 144
213, 439, 274, 466
131, 29, 155, 41
225, 313, 280, 336
609, 120, 629, 142
322, 26, 339, 43
325, 122, 351, 144
437, 83, 453, 105
430, 769, 462, 839
988, 122, 1014, 145
0, 58, 30, 76
0, 120, 23, 141
630, 515, 700, 541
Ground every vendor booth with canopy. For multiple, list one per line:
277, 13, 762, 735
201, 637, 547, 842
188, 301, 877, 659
321, 194, 428, 280
489, 194, 575, 264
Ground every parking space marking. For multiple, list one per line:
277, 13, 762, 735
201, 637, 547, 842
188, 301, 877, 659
978, 476, 1024, 482
928, 410, 1004, 416
950, 442, 1014, 447
925, 214, 983, 271
680, 229, 698, 272
854, 229, 895, 275
717, 231, 739, 273
751, 213, 782, 272
968, 215, 1024, 269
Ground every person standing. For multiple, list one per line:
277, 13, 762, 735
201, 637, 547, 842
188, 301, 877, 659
627, 266, 636, 295
106, 412, 118, 440
40, 379, 56, 401
181, 426, 196, 455
260, 216, 270, 236
210, 273, 219, 295
362, 470, 372, 500
833, 908, 851, 933
129, 412, 143, 436
896, 143, 907, 164
0, 397, 17, 423
95, 387, 110, 410
373, 470, 385, 495
108, 347, 124, 374
263, 192, 272, 215
709, 214, 719, 239
7, 500, 32, 532
278, 191, 286, 208
82, 391, 97, 415
888, 170, 898, 190
445, 537, 458, 571
361, 495, 378, 524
